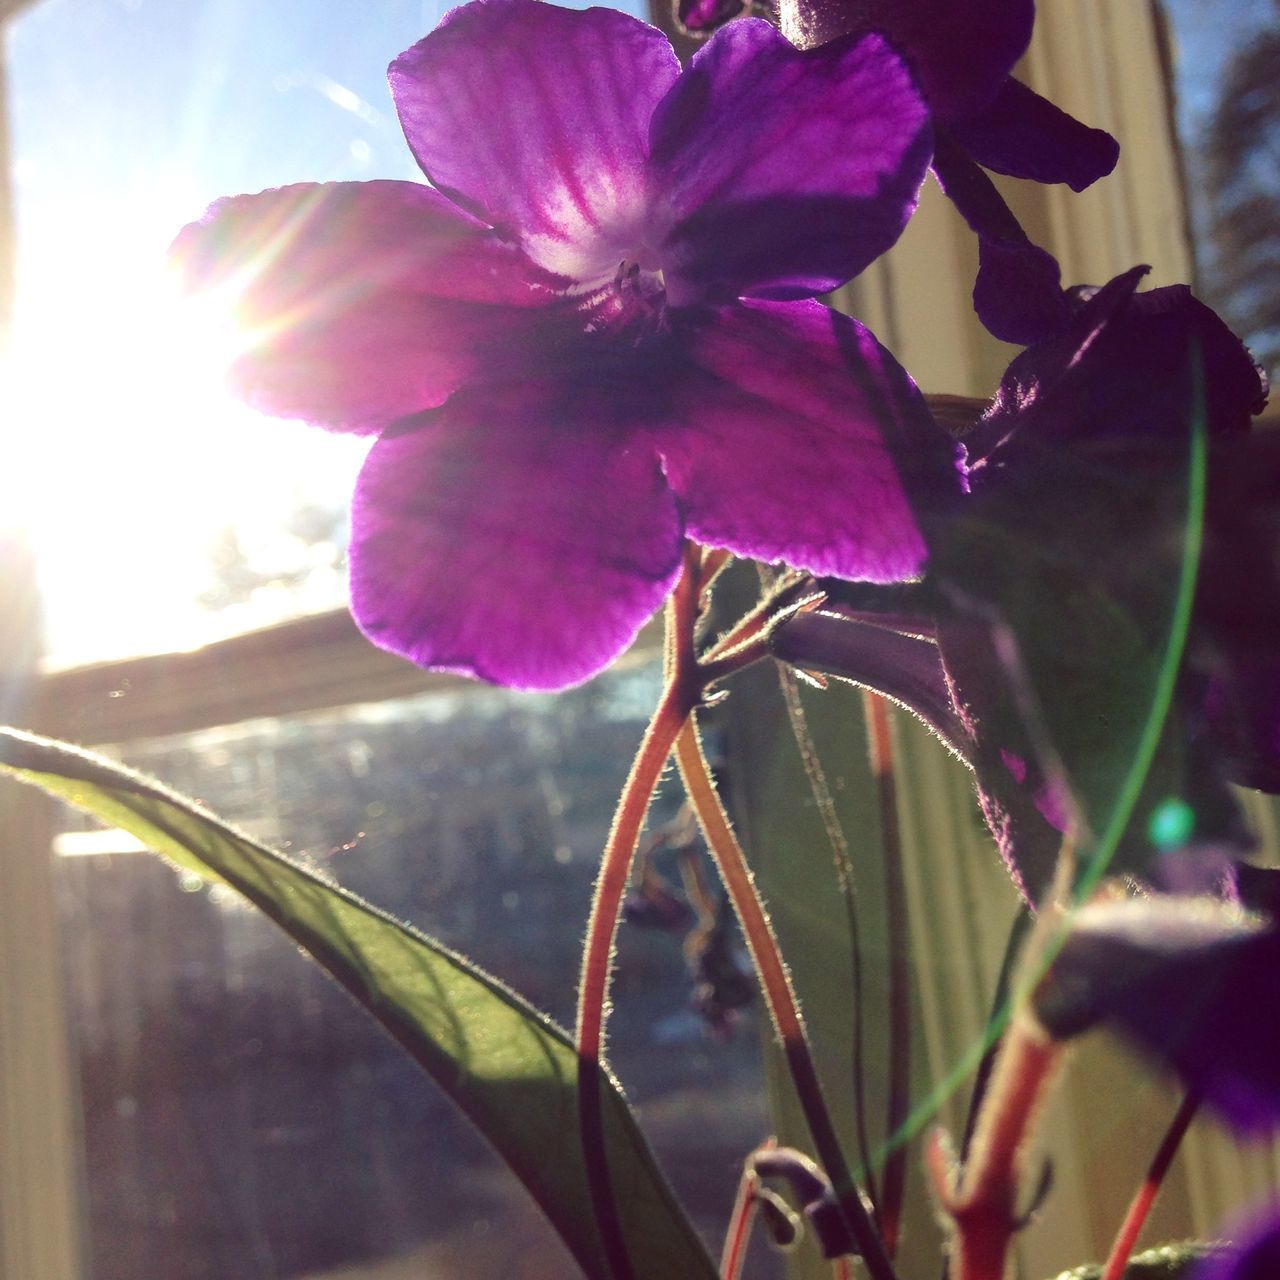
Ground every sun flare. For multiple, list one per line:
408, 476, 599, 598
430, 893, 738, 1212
3, 209, 365, 667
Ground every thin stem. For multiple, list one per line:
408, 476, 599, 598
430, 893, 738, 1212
864, 692, 911, 1259
674, 719, 898, 1280
701, 572, 812, 665
941, 908, 1035, 1280
1100, 1090, 1201, 1280
699, 631, 774, 687
777, 666, 879, 1215
575, 565, 699, 1280
720, 1163, 762, 1280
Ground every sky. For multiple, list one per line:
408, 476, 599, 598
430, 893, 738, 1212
1163, 0, 1276, 136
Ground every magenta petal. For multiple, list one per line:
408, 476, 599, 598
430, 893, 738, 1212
390, 0, 679, 280
171, 181, 567, 433
349, 386, 683, 690
650, 22, 930, 303
952, 78, 1120, 192
778, 0, 1032, 122
656, 300, 960, 582
769, 608, 970, 760
677, 0, 749, 34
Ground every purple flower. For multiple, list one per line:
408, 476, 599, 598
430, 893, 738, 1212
772, 0, 1119, 344
772, 271, 1271, 902
1196, 1204, 1280, 1280
173, 0, 956, 691
1034, 887, 1280, 1133
936, 270, 1271, 898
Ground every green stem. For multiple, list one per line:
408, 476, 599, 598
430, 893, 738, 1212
864, 692, 911, 1259
777, 667, 879, 1215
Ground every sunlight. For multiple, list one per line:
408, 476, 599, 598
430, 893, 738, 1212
3, 202, 366, 668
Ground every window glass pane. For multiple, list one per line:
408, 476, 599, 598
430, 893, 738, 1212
5, 0, 640, 667
55, 664, 777, 1277
1163, 0, 1280, 382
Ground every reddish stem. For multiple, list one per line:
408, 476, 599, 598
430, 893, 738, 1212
575, 566, 699, 1280
674, 720, 898, 1280
719, 1163, 762, 1280
1100, 1090, 1201, 1280
940, 1014, 1062, 1280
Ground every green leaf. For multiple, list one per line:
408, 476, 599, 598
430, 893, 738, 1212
1046, 1240, 1221, 1279
932, 433, 1237, 895
0, 728, 717, 1280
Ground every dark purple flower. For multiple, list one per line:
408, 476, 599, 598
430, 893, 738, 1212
173, 0, 956, 691
1196, 1204, 1280, 1280
1034, 893, 1280, 1133
772, 272, 1271, 902
775, 0, 1119, 344
935, 269, 1271, 899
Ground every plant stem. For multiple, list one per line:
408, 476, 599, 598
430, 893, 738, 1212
701, 572, 812, 665
720, 1162, 762, 1280
575, 563, 699, 1280
1099, 1090, 1201, 1280
864, 691, 912, 1258
674, 719, 898, 1280
939, 1011, 1062, 1280
777, 667, 879, 1215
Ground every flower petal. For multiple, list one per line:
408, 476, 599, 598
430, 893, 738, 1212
969, 268, 1270, 471
676, 0, 749, 35
1196, 429, 1280, 793
1195, 1206, 1280, 1280
931, 136, 1070, 343
649, 22, 931, 303
769, 607, 970, 760
1035, 896, 1280, 1132
974, 236, 1073, 347
777, 0, 1032, 122
349, 384, 683, 690
390, 0, 680, 281
654, 300, 961, 582
951, 78, 1119, 192
171, 181, 567, 433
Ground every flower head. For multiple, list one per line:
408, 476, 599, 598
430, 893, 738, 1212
1195, 1205, 1280, 1280
771, 271, 1272, 903
936, 269, 1271, 899
174, 0, 957, 690
769, 0, 1120, 344
1034, 891, 1280, 1132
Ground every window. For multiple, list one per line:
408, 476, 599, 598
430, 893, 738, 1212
2, 2, 1278, 1278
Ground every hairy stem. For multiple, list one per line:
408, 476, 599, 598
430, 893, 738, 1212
575, 563, 699, 1280
675, 719, 898, 1280
719, 1163, 761, 1280
941, 1011, 1062, 1280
